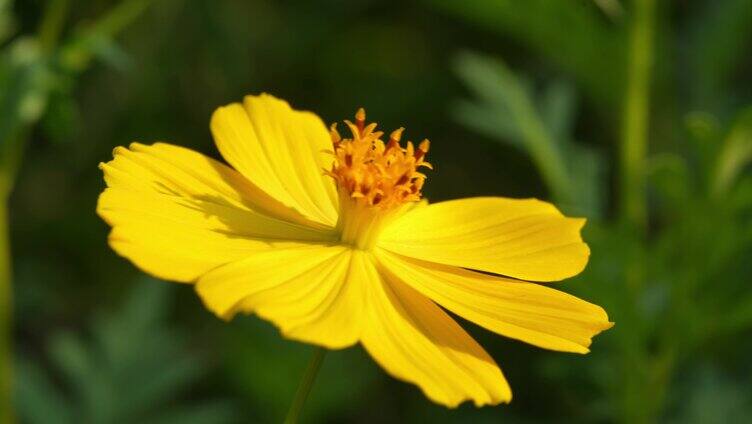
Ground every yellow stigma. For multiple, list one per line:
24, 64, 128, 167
327, 108, 432, 211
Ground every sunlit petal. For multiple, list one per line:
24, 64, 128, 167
378, 197, 589, 282
233, 249, 367, 349
98, 143, 335, 282
361, 253, 511, 407
211, 94, 339, 226
376, 249, 612, 353
195, 245, 359, 349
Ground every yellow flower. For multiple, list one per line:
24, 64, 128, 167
97, 93, 612, 407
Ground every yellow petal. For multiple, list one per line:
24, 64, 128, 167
361, 253, 511, 407
102, 142, 330, 229
196, 246, 362, 350
227, 249, 369, 348
98, 143, 336, 282
211, 93, 339, 227
378, 197, 590, 282
376, 249, 613, 354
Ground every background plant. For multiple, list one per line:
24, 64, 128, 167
2, 0, 153, 421
448, 0, 752, 422
16, 278, 237, 424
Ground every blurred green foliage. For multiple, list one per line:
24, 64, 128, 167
5, 0, 752, 423
453, 51, 603, 217
449, 0, 752, 422
17, 278, 237, 424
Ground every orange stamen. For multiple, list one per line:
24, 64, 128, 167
327, 109, 431, 209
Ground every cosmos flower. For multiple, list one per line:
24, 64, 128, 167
97, 93, 612, 407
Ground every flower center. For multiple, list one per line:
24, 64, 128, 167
328, 108, 431, 250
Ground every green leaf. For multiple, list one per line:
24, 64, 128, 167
80, 34, 134, 72
541, 80, 577, 141
15, 358, 73, 424
427, 0, 625, 109
454, 51, 607, 217
452, 100, 520, 145
59, 0, 152, 73
713, 107, 752, 196
567, 143, 606, 218
47, 331, 118, 422
453, 51, 573, 203
0, 37, 54, 182
18, 279, 237, 423
46, 332, 97, 403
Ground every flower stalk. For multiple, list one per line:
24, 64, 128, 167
619, 1, 661, 422
620, 0, 656, 232
284, 347, 327, 424
0, 165, 13, 424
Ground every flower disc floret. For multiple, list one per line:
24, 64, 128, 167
327, 108, 432, 211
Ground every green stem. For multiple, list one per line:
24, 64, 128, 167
283, 347, 326, 424
0, 178, 12, 424
87, 0, 153, 39
620, 0, 655, 232
619, 3, 657, 422
38, 0, 70, 52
